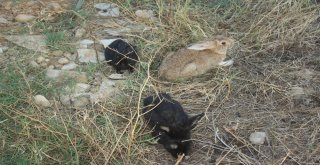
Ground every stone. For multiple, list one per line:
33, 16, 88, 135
36, 56, 45, 63
45, 58, 50, 62
0, 17, 9, 24
99, 38, 120, 48
249, 132, 266, 145
55, 64, 63, 69
135, 10, 155, 20
74, 83, 91, 94
60, 95, 72, 106
290, 87, 305, 96
58, 57, 69, 65
94, 3, 120, 17
51, 50, 64, 57
61, 62, 78, 70
46, 69, 88, 83
75, 28, 86, 38
77, 49, 105, 63
90, 78, 119, 103
79, 39, 94, 48
15, 14, 36, 22
40, 62, 48, 67
34, 95, 51, 107
108, 73, 126, 80
48, 65, 55, 69
46, 69, 61, 79
3, 35, 49, 53
30, 61, 40, 68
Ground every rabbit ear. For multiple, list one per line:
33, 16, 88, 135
187, 41, 214, 50
188, 112, 204, 129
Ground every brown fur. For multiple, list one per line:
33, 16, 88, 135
158, 36, 234, 81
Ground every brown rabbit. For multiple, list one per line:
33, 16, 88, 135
158, 35, 234, 81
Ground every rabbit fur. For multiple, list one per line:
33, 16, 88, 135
143, 93, 204, 158
158, 35, 234, 81
104, 39, 138, 73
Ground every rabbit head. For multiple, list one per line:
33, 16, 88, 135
187, 35, 234, 55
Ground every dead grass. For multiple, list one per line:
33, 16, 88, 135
1, 0, 320, 164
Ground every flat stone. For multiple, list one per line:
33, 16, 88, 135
15, 14, 36, 22
94, 3, 120, 17
46, 69, 88, 83
249, 132, 266, 145
74, 83, 91, 94
61, 62, 78, 70
77, 49, 105, 63
90, 78, 120, 103
3, 35, 49, 53
51, 50, 64, 57
79, 39, 94, 48
99, 38, 120, 48
135, 10, 155, 20
108, 73, 126, 80
34, 95, 51, 107
48, 65, 55, 69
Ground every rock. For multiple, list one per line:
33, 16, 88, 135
75, 28, 86, 38
45, 58, 50, 62
135, 10, 155, 20
249, 132, 266, 145
46, 69, 88, 83
0, 17, 9, 24
55, 64, 63, 69
61, 62, 78, 70
48, 2, 62, 11
99, 38, 120, 48
79, 39, 94, 48
94, 3, 120, 17
0, 46, 8, 54
58, 57, 69, 65
51, 50, 64, 57
3, 35, 49, 53
48, 65, 55, 69
15, 14, 36, 22
90, 78, 120, 103
108, 73, 126, 80
36, 56, 45, 63
30, 60, 40, 68
77, 49, 105, 63
73, 95, 90, 107
34, 95, 51, 107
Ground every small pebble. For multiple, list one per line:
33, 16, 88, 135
58, 58, 69, 65
15, 14, 35, 22
249, 132, 267, 145
36, 56, 45, 63
51, 50, 64, 57
30, 61, 40, 68
34, 95, 51, 107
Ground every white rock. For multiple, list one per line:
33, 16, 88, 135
36, 56, 45, 63
34, 95, 51, 107
90, 78, 119, 103
45, 58, 50, 62
0, 17, 9, 24
48, 65, 55, 69
75, 28, 86, 38
99, 38, 119, 48
46, 69, 88, 83
58, 57, 69, 65
108, 73, 126, 80
77, 49, 105, 63
94, 3, 120, 17
249, 132, 266, 145
30, 60, 40, 68
15, 14, 36, 22
61, 62, 78, 70
0, 48, 3, 54
79, 39, 94, 48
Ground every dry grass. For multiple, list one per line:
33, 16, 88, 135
1, 0, 320, 164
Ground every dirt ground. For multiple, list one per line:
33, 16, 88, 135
0, 0, 319, 165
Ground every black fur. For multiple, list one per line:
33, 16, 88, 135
104, 39, 138, 73
143, 93, 204, 158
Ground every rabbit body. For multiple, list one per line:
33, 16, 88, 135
143, 93, 204, 158
104, 39, 138, 73
159, 36, 234, 81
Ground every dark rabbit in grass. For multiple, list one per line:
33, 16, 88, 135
104, 39, 138, 73
143, 93, 204, 158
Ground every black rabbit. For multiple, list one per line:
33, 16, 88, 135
143, 93, 204, 158
104, 39, 138, 73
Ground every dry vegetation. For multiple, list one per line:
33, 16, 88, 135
0, 0, 320, 164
